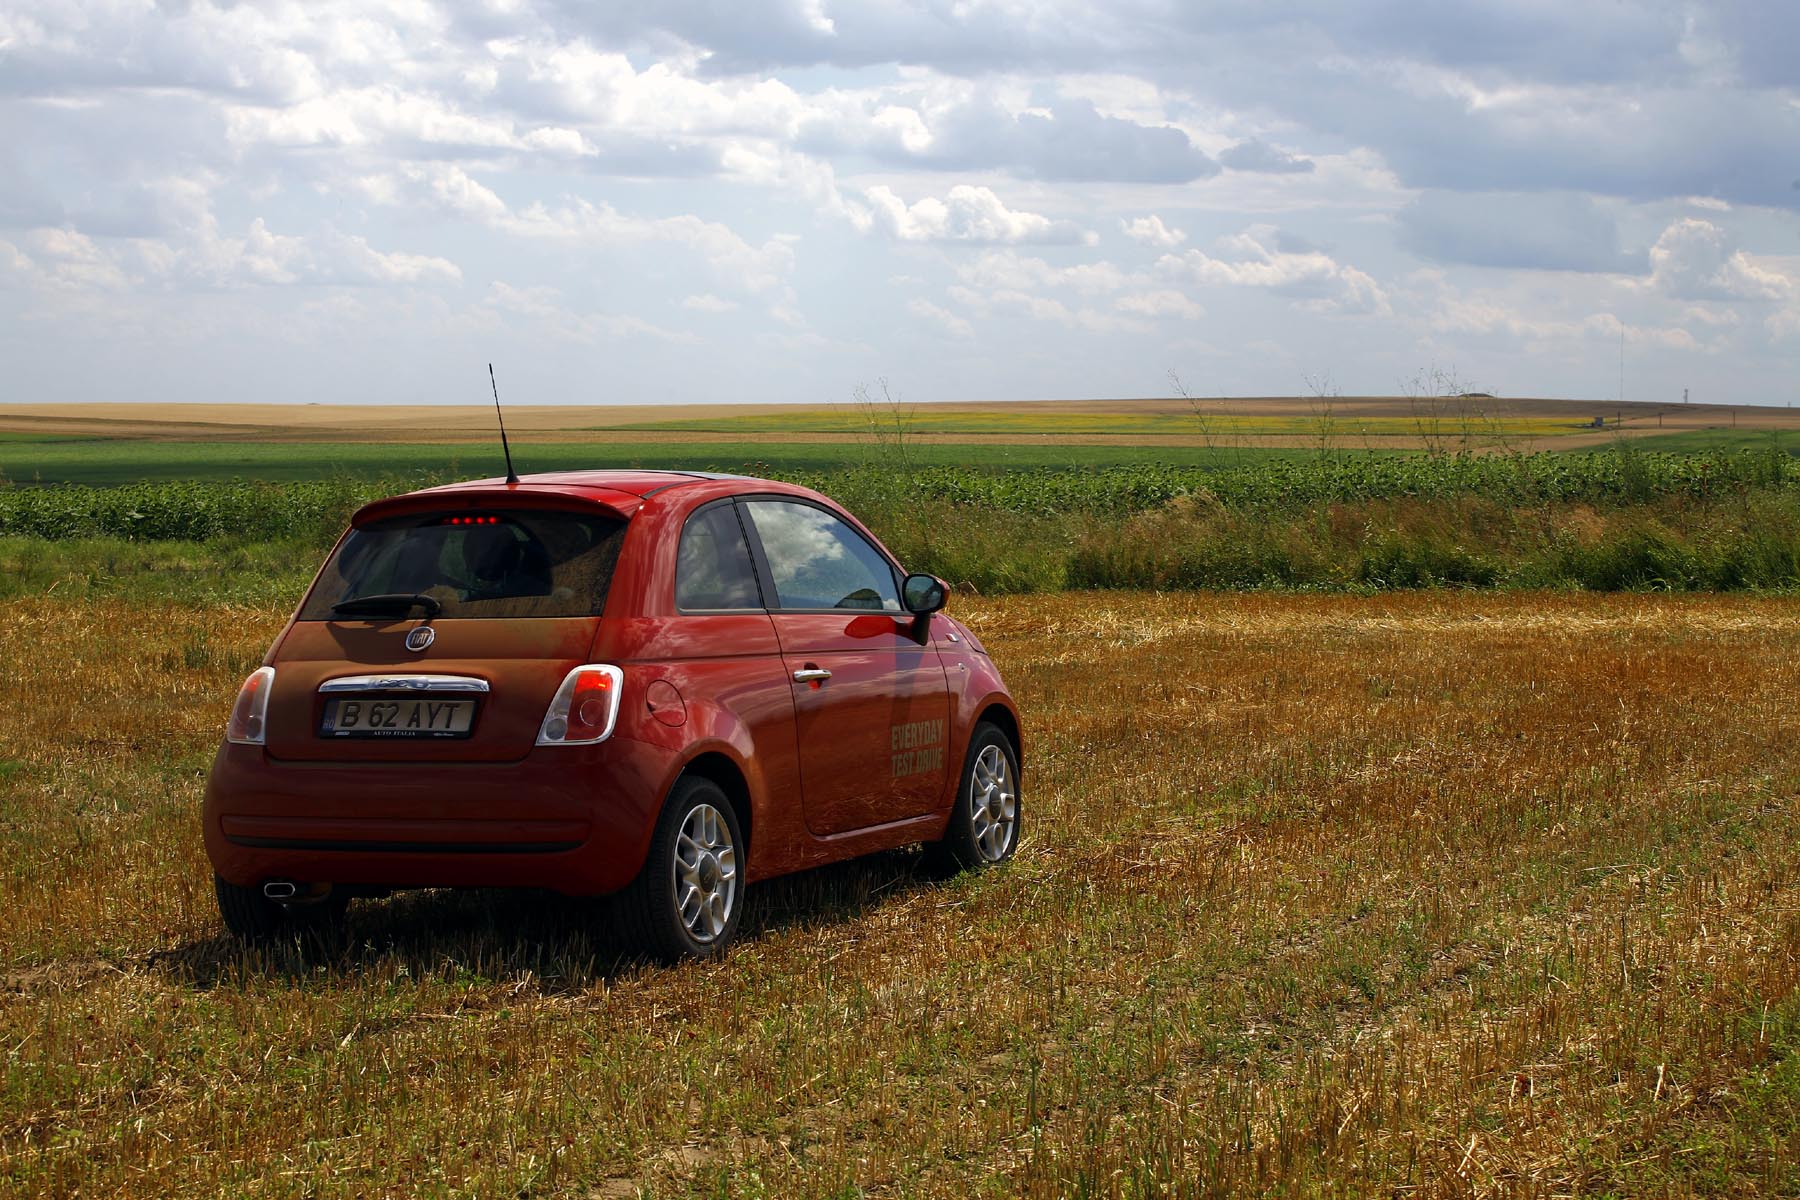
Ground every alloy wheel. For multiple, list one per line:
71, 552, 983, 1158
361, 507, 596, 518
674, 802, 738, 943
969, 744, 1017, 862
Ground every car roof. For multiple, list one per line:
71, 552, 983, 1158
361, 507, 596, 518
431, 468, 755, 498
350, 469, 797, 524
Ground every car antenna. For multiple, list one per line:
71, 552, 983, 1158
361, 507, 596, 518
488, 362, 520, 484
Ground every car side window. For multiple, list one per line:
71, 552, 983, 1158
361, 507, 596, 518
742, 499, 901, 612
676, 503, 763, 610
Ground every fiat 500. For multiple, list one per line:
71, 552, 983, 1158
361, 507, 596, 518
204, 469, 1021, 959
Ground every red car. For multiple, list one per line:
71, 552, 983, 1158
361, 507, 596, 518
204, 470, 1022, 959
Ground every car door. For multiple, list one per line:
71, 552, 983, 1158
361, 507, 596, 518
739, 496, 952, 837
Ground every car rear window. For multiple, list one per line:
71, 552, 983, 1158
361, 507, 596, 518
297, 510, 628, 620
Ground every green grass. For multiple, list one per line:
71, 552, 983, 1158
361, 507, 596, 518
1590, 428, 1799, 455
0, 439, 1317, 485
0, 536, 318, 607
10, 474, 1800, 603
1585, 994, 1800, 1194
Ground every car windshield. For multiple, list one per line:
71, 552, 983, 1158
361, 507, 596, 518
297, 510, 628, 620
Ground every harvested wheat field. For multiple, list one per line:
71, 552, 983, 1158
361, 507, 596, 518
4, 591, 1800, 1196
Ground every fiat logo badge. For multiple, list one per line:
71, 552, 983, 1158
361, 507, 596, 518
404, 626, 435, 652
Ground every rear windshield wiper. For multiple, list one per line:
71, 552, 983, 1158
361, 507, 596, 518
329, 593, 443, 619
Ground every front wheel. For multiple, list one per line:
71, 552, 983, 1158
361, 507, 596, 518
616, 777, 745, 962
926, 722, 1021, 874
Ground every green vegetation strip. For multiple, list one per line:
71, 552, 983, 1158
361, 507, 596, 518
4, 449, 1799, 596
5, 448, 1796, 532
0, 437, 1316, 485
600, 409, 1581, 437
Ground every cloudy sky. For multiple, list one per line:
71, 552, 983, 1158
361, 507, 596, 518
2, 1, 1797, 408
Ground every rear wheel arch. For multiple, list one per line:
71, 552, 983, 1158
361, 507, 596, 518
677, 750, 754, 868
614, 773, 745, 961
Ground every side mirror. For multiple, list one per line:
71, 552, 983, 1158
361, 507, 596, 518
901, 573, 948, 615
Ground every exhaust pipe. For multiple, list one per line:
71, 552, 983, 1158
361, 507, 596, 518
263, 880, 298, 901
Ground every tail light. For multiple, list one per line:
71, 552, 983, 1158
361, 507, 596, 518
537, 665, 624, 746
226, 666, 276, 745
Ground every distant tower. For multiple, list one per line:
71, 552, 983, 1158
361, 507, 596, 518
1618, 321, 1625, 404
1684, 387, 1689, 405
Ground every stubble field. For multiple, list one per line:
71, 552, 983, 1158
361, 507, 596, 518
4, 589, 1800, 1197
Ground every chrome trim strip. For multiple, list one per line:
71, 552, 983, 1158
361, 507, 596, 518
318, 674, 491, 694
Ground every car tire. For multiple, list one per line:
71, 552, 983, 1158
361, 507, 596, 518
616, 776, 745, 963
925, 722, 1021, 875
214, 874, 349, 942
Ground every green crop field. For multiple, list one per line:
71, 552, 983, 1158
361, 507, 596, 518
0, 438, 1328, 486
5, 448, 1800, 598
598, 408, 1583, 439
2, 431, 1794, 490
1587, 427, 1799, 455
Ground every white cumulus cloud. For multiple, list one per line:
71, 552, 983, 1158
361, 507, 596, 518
908, 297, 974, 338
1158, 226, 1389, 315
1647, 218, 1791, 302
1121, 215, 1186, 248
501, 198, 794, 292
1116, 289, 1205, 319
853, 185, 1092, 246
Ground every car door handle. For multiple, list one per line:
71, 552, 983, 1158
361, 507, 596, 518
792, 668, 832, 683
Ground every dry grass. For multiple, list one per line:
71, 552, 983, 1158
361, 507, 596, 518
4, 591, 1800, 1196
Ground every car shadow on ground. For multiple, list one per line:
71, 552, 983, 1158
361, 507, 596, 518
149, 848, 946, 993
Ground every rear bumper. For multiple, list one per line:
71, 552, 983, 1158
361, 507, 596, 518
202, 740, 671, 895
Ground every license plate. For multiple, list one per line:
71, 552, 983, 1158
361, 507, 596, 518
320, 697, 476, 739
